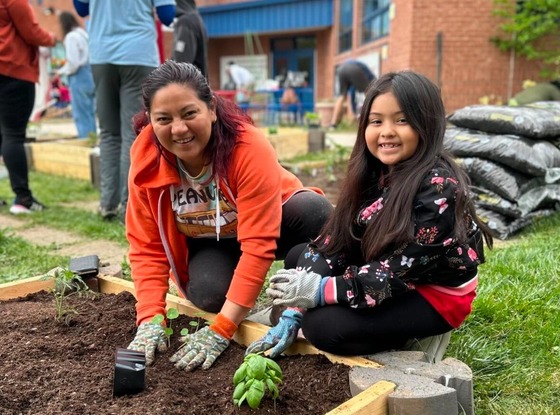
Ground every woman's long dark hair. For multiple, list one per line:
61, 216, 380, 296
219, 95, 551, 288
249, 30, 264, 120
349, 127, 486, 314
58, 11, 80, 38
132, 60, 253, 180
317, 70, 492, 260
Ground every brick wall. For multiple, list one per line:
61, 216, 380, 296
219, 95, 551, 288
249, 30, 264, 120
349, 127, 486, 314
385, 0, 544, 112
28, 0, 548, 114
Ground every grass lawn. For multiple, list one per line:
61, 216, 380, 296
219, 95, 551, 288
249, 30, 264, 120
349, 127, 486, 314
1, 171, 559, 414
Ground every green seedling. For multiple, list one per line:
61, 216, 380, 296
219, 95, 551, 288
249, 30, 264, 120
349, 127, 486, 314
51, 267, 93, 325
177, 312, 209, 345
151, 307, 179, 347
232, 353, 283, 409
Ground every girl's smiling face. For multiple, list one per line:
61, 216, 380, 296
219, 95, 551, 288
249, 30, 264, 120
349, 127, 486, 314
150, 83, 216, 176
365, 92, 419, 170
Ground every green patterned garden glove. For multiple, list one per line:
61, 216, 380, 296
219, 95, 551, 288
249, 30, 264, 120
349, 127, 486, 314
170, 326, 229, 371
127, 322, 167, 366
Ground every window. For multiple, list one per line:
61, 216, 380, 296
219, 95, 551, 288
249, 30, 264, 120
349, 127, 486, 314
338, 0, 353, 53
362, 0, 391, 44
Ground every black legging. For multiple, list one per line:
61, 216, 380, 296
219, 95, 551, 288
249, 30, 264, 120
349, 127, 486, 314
185, 191, 333, 312
0, 75, 35, 203
284, 243, 453, 356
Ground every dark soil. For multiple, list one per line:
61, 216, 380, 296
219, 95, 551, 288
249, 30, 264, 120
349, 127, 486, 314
295, 164, 346, 206
0, 290, 351, 415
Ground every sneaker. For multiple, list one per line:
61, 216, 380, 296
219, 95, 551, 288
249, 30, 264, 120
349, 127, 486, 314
10, 197, 46, 215
99, 206, 119, 220
402, 331, 452, 363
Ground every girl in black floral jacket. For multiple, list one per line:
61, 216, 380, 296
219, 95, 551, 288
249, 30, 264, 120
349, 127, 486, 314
247, 71, 493, 358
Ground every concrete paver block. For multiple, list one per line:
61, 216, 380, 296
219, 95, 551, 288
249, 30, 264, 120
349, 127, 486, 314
350, 351, 474, 415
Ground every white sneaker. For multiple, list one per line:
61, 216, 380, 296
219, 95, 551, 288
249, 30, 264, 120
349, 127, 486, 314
9, 199, 46, 215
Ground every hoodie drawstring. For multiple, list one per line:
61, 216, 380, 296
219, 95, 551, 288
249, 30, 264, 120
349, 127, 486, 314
215, 176, 220, 241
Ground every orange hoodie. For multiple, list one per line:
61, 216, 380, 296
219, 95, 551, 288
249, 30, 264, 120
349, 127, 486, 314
127, 123, 323, 325
0, 0, 56, 83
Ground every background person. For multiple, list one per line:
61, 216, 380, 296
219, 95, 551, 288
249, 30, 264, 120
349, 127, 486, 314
172, 0, 208, 77
329, 60, 375, 130
0, 0, 56, 214
125, 61, 333, 370
226, 61, 255, 105
57, 11, 96, 139
73, 0, 176, 221
248, 70, 493, 360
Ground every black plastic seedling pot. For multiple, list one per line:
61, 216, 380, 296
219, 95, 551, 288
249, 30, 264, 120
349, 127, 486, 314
113, 348, 146, 397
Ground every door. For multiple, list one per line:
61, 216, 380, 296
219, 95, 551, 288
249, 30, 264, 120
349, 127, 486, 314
271, 36, 315, 113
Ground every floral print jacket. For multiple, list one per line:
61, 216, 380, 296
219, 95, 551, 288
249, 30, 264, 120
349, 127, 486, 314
300, 163, 484, 309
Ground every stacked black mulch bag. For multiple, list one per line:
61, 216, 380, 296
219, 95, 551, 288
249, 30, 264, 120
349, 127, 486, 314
445, 101, 560, 240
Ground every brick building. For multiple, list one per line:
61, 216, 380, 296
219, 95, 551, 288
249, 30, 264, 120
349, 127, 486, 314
29, 0, 544, 114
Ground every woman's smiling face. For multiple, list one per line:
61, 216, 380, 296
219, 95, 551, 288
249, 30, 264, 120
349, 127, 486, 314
150, 83, 216, 176
365, 91, 419, 170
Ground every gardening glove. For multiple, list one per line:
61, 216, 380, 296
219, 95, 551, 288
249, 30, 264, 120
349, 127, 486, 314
266, 268, 325, 309
127, 322, 167, 366
170, 313, 237, 371
245, 308, 303, 358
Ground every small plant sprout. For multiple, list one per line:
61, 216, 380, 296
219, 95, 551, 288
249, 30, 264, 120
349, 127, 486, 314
232, 353, 283, 409
51, 267, 93, 325
178, 312, 209, 344
151, 307, 179, 347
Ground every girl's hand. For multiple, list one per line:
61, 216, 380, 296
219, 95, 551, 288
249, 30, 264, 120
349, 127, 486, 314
266, 269, 323, 309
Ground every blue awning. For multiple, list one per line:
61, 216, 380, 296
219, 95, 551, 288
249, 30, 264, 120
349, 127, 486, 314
199, 0, 333, 38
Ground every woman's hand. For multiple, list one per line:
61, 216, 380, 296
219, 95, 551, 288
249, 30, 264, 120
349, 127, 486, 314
170, 326, 229, 371
127, 322, 167, 366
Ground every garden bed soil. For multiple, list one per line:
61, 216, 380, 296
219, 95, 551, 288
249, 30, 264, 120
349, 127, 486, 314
296, 163, 346, 206
0, 290, 351, 415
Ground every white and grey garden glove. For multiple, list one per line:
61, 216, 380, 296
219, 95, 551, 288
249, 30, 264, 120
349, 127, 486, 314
127, 322, 167, 366
170, 313, 237, 371
266, 268, 325, 309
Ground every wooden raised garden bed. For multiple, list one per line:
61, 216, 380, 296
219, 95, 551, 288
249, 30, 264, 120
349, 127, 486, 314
0, 274, 394, 414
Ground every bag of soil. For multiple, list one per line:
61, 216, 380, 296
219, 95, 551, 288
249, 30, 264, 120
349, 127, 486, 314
517, 184, 560, 216
527, 101, 560, 112
456, 157, 533, 202
445, 127, 560, 177
470, 186, 522, 218
476, 206, 556, 240
447, 105, 560, 139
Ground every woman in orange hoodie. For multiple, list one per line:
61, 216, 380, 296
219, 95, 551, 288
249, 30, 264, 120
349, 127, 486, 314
126, 61, 333, 371
0, 0, 56, 212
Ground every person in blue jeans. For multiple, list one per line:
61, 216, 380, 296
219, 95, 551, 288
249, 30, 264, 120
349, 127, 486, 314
73, 0, 175, 221
57, 11, 96, 139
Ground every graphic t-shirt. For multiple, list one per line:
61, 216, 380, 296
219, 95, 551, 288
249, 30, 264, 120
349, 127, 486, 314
171, 162, 238, 239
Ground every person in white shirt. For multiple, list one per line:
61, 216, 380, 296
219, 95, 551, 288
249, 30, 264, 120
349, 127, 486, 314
57, 11, 96, 139
226, 61, 255, 104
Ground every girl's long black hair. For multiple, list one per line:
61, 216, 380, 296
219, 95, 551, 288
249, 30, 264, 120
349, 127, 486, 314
316, 70, 492, 260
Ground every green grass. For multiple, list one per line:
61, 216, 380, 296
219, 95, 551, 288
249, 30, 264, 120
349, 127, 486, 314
0, 171, 127, 245
1, 171, 560, 413
448, 213, 560, 414
0, 229, 68, 283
